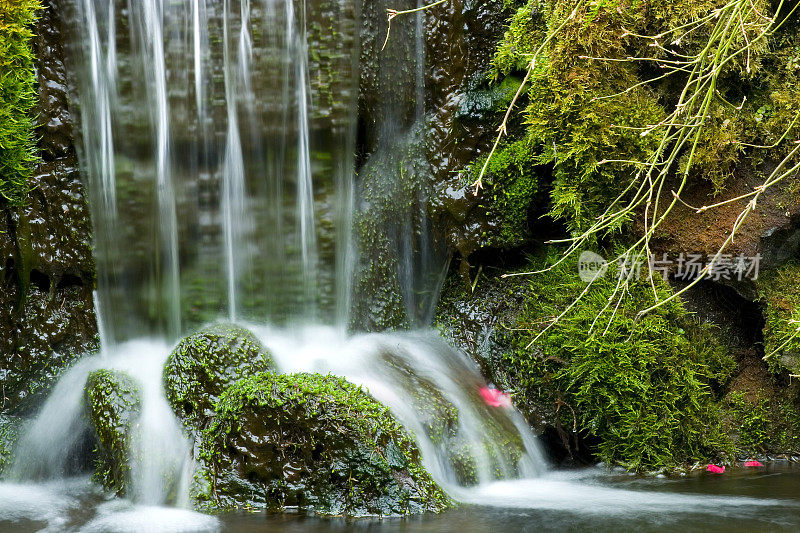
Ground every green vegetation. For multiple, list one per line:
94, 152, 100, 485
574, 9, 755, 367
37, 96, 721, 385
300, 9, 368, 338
479, 0, 799, 239
197, 372, 450, 515
487, 251, 735, 471
0, 0, 41, 206
84, 369, 141, 494
469, 138, 540, 248
163, 323, 274, 427
759, 262, 800, 375
0, 415, 22, 475
722, 387, 800, 456
725, 391, 770, 454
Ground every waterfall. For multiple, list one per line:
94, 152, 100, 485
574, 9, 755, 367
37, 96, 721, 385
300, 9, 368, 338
67, 0, 355, 340
7, 0, 548, 513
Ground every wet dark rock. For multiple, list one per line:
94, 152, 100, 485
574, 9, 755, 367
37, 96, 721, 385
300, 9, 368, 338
163, 323, 275, 428
760, 218, 800, 272
84, 369, 141, 495
196, 372, 450, 516
0, 1, 97, 416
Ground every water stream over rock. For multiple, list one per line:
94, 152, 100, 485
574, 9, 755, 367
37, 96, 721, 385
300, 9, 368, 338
3, 0, 800, 530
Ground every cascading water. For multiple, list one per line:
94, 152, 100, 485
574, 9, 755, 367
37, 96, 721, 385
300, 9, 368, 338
5, 2, 794, 531
5, 0, 545, 512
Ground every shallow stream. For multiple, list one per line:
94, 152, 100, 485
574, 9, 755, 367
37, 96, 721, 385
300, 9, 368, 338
3, 466, 800, 532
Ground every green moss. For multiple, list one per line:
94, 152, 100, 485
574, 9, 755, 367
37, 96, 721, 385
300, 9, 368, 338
468, 138, 539, 248
725, 391, 770, 454
759, 262, 800, 375
495, 250, 735, 472
84, 369, 141, 495
163, 323, 274, 428
476, 0, 798, 237
198, 372, 450, 516
0, 0, 41, 206
721, 386, 800, 457
0, 415, 23, 476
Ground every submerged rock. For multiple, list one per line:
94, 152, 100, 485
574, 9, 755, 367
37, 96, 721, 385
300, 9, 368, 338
197, 372, 450, 516
163, 323, 275, 427
84, 369, 141, 494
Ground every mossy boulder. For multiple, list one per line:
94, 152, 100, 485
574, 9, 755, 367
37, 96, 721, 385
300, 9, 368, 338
84, 369, 141, 494
163, 323, 275, 427
197, 372, 450, 516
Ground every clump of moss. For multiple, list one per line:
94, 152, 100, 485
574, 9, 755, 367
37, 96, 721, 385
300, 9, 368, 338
163, 323, 274, 428
721, 385, 800, 457
496, 251, 735, 472
759, 262, 800, 375
476, 0, 798, 238
198, 372, 450, 516
487, 0, 667, 234
468, 138, 540, 248
84, 369, 141, 494
0, 415, 23, 475
725, 391, 770, 454
0, 0, 41, 205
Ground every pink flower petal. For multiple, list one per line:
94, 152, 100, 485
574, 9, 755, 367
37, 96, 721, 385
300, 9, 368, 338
479, 386, 512, 408
706, 464, 725, 474
743, 460, 764, 467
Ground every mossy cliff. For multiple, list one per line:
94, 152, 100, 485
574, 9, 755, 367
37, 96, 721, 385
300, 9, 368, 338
0, 0, 97, 416
196, 372, 450, 516
427, 0, 800, 473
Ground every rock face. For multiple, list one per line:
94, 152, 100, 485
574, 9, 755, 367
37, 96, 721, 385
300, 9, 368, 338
197, 372, 450, 516
0, 1, 97, 415
163, 323, 275, 427
84, 369, 141, 494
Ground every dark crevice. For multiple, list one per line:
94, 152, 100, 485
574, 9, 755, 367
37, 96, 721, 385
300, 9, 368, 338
56, 272, 84, 289
674, 279, 765, 351
29, 269, 51, 293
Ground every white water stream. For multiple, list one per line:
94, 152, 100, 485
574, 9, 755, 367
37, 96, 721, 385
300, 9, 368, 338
1, 1, 797, 530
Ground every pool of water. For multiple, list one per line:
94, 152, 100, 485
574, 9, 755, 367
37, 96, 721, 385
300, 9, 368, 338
3, 465, 799, 532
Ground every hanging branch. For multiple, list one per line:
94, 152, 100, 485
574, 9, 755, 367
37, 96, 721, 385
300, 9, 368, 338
493, 0, 800, 345
383, 0, 449, 50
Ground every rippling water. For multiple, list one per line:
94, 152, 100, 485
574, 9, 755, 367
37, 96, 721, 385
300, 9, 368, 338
3, 466, 800, 532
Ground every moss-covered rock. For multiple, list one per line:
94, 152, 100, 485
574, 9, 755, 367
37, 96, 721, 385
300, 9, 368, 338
437, 250, 736, 472
163, 323, 275, 427
759, 262, 800, 374
84, 369, 141, 494
197, 372, 450, 516
0, 415, 23, 476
